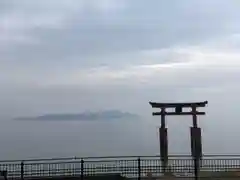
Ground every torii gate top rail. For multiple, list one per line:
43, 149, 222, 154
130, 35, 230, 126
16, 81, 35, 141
149, 101, 208, 116
149, 101, 208, 108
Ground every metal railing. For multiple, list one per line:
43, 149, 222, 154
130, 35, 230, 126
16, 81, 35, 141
1, 155, 240, 179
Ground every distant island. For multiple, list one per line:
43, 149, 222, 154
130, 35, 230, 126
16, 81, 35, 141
14, 110, 139, 121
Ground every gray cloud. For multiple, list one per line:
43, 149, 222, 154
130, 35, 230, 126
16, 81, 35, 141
2, 0, 240, 67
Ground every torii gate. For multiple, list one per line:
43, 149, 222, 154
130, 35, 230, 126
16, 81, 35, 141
149, 101, 208, 180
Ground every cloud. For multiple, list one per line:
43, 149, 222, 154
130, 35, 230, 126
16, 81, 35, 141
36, 35, 239, 89
1, 33, 240, 90
3, 0, 240, 67
0, 0, 126, 45
85, 0, 126, 12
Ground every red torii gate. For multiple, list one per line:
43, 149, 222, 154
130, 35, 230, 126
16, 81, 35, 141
149, 101, 208, 180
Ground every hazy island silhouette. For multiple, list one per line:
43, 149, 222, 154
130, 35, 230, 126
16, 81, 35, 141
14, 110, 139, 121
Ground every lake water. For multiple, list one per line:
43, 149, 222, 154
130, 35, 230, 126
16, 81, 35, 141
0, 117, 240, 161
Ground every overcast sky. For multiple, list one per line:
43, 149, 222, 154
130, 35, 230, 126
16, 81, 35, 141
1, 0, 240, 118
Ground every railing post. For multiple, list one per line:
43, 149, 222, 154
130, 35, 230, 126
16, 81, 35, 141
20, 161, 24, 180
137, 157, 141, 180
80, 159, 84, 180
0, 170, 8, 180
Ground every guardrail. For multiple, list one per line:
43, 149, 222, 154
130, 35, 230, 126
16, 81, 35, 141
1, 155, 240, 179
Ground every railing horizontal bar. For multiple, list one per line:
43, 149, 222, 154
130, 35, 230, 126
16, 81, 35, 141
3, 154, 240, 163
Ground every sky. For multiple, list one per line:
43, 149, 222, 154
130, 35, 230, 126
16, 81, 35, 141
1, 0, 240, 117
1, 0, 240, 158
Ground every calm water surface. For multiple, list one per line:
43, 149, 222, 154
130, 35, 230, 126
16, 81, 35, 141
0, 117, 239, 160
